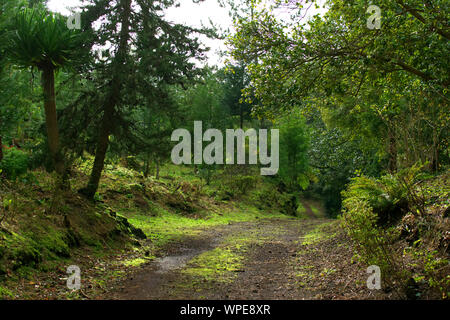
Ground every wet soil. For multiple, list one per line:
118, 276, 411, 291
102, 218, 390, 300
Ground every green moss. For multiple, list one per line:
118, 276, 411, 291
300, 222, 336, 246
182, 246, 244, 283
127, 204, 289, 249
122, 257, 154, 267
0, 286, 14, 299
1, 231, 42, 269
179, 221, 288, 286
24, 225, 70, 258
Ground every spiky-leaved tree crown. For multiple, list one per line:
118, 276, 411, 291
7, 8, 85, 71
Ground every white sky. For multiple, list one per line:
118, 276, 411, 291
47, 0, 232, 66
47, 0, 327, 66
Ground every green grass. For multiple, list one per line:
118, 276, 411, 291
297, 202, 306, 215
127, 203, 290, 248
300, 221, 336, 246
0, 286, 15, 299
182, 246, 244, 283
122, 257, 154, 267
311, 205, 319, 215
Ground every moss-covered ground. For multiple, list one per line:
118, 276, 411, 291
0, 160, 306, 299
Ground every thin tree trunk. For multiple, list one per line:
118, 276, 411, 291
42, 66, 64, 175
83, 117, 111, 198
0, 136, 3, 162
144, 153, 151, 178
432, 138, 439, 172
240, 104, 243, 129
81, 0, 132, 199
155, 158, 160, 180
388, 128, 397, 173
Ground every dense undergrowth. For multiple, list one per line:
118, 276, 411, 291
0, 154, 309, 299
341, 165, 449, 299
1, 148, 448, 300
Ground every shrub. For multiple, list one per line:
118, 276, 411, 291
342, 170, 419, 225
252, 184, 280, 209
220, 175, 258, 196
340, 164, 442, 298
0, 148, 29, 180
341, 197, 407, 296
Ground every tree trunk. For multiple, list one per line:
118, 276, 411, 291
388, 128, 397, 173
81, 0, 132, 199
431, 131, 439, 172
83, 117, 111, 198
240, 104, 243, 129
144, 153, 151, 178
155, 158, 160, 180
0, 136, 3, 162
42, 66, 64, 175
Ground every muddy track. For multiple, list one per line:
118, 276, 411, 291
104, 218, 328, 300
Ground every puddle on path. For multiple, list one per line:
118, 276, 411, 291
155, 248, 200, 273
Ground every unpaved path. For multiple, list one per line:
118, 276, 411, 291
102, 217, 391, 300
104, 218, 319, 300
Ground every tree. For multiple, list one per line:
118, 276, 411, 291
6, 7, 86, 175
277, 111, 310, 191
130, 85, 182, 179
79, 0, 210, 199
229, 0, 449, 172
220, 65, 253, 129
180, 68, 233, 131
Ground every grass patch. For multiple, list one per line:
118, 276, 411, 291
122, 257, 153, 267
300, 221, 336, 246
0, 286, 14, 299
182, 246, 244, 283
127, 204, 289, 248
311, 205, 319, 215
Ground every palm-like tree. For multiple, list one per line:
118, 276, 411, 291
7, 8, 85, 174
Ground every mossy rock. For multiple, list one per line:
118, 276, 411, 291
64, 229, 81, 248
23, 225, 71, 258
113, 214, 147, 240
1, 231, 42, 268
10, 241, 42, 270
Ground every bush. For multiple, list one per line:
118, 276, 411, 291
341, 196, 408, 296
220, 175, 258, 196
340, 164, 445, 298
342, 172, 412, 225
252, 184, 280, 209
0, 148, 29, 180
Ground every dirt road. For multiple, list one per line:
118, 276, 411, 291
103, 217, 391, 300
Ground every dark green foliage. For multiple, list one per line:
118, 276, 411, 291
219, 174, 258, 198
6, 8, 86, 71
0, 148, 29, 180
278, 113, 310, 191
341, 165, 450, 298
343, 163, 431, 225
305, 112, 383, 217
220, 65, 253, 128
